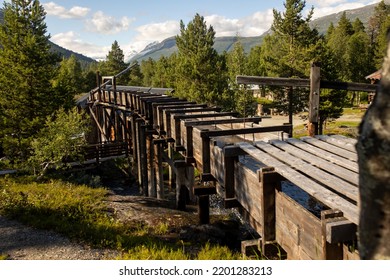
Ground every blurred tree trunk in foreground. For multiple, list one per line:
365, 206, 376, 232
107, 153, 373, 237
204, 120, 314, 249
357, 37, 390, 260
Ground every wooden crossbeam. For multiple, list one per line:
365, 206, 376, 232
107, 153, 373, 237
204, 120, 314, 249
184, 117, 262, 127
200, 124, 291, 138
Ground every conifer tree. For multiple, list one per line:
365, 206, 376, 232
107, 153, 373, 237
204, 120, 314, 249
225, 41, 256, 117
53, 54, 83, 109
261, 0, 320, 114
175, 13, 226, 105
0, 0, 59, 161
99, 40, 129, 84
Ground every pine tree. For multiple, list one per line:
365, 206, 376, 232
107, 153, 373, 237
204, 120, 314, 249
175, 13, 225, 105
368, 0, 390, 67
53, 54, 83, 109
0, 0, 59, 161
99, 40, 129, 84
224, 41, 256, 117
141, 58, 156, 87
327, 12, 354, 81
261, 0, 320, 114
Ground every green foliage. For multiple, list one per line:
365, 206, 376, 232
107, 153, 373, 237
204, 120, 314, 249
260, 0, 321, 114
127, 61, 143, 86
99, 40, 129, 84
224, 41, 257, 116
28, 107, 90, 174
120, 245, 189, 260
175, 13, 227, 105
53, 54, 83, 109
0, 176, 243, 260
196, 243, 241, 260
0, 0, 61, 162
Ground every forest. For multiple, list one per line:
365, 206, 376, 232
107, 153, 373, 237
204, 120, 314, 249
0, 0, 389, 169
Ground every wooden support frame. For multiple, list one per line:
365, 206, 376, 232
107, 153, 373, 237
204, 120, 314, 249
200, 124, 291, 138
321, 209, 344, 260
223, 146, 245, 208
258, 167, 283, 253
309, 62, 321, 136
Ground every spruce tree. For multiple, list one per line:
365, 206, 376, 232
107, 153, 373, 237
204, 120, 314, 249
99, 40, 129, 84
261, 0, 320, 114
53, 54, 83, 109
175, 13, 226, 105
0, 0, 59, 161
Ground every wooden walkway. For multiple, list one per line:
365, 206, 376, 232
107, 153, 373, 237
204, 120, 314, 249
85, 82, 360, 260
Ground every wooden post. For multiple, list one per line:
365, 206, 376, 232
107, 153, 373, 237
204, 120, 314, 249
154, 140, 164, 199
201, 131, 211, 179
288, 86, 293, 131
175, 165, 188, 211
147, 132, 156, 198
168, 143, 176, 191
258, 167, 281, 253
309, 62, 321, 136
198, 195, 210, 224
321, 209, 344, 260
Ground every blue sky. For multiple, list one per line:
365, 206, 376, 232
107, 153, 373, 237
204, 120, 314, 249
32, 0, 382, 60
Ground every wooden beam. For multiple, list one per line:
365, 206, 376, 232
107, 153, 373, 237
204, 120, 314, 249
321, 210, 344, 260
237, 75, 378, 93
184, 117, 262, 127
200, 124, 291, 138
236, 76, 310, 87
309, 62, 320, 136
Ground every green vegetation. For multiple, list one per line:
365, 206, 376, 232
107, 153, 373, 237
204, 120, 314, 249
0, 175, 248, 260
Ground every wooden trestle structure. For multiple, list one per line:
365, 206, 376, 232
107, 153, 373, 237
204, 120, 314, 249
84, 68, 372, 260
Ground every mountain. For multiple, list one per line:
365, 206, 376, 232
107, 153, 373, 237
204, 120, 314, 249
0, 8, 96, 67
129, 35, 266, 63
309, 1, 389, 34
130, 1, 387, 63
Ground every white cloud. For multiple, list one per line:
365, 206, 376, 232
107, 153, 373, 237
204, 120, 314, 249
43, 2, 90, 19
51, 31, 110, 60
135, 20, 180, 42
204, 10, 274, 37
85, 11, 135, 35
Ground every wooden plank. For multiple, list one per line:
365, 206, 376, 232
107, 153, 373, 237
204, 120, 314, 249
237, 142, 359, 225
308, 63, 320, 136
184, 117, 262, 127
275, 191, 323, 260
271, 139, 358, 186
326, 219, 357, 244
236, 76, 310, 87
286, 138, 358, 172
234, 161, 263, 225
300, 136, 357, 161
330, 134, 358, 145
237, 76, 377, 92
256, 140, 358, 202
200, 125, 291, 138
315, 135, 357, 152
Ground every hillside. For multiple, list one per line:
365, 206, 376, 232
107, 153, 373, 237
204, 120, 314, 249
130, 1, 387, 63
0, 8, 96, 67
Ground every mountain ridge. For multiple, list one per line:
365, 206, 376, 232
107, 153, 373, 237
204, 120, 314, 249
129, 1, 387, 63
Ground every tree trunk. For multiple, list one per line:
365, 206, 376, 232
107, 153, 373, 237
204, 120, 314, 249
356, 40, 390, 259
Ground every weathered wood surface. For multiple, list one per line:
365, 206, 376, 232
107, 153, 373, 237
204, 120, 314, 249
237, 141, 359, 225
286, 138, 358, 172
86, 80, 363, 260
275, 191, 323, 260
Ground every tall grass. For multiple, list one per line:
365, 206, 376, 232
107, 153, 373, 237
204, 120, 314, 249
0, 176, 243, 260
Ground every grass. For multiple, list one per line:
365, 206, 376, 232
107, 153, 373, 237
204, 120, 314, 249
0, 175, 246, 260
293, 120, 361, 138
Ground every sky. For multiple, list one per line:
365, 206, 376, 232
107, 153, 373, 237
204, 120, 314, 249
29, 0, 383, 61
